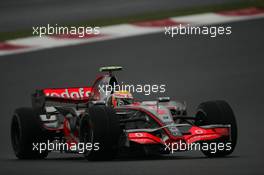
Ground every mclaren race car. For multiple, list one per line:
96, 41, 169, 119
11, 66, 237, 160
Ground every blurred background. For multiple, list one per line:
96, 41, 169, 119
0, 0, 241, 32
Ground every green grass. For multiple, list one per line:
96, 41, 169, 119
0, 0, 263, 41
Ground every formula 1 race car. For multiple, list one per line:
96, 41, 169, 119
11, 66, 237, 160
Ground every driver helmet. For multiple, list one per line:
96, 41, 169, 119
108, 91, 134, 107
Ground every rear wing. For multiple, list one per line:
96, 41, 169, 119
43, 87, 92, 100
32, 87, 92, 110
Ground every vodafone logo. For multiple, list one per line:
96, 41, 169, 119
195, 130, 204, 134
44, 87, 92, 99
135, 133, 144, 137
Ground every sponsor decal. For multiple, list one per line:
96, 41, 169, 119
44, 87, 92, 99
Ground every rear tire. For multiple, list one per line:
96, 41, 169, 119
79, 105, 121, 160
11, 107, 48, 159
195, 100, 237, 157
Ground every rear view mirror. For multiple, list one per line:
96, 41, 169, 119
158, 97, 170, 102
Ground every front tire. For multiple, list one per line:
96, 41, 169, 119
195, 100, 237, 157
11, 107, 48, 159
79, 105, 121, 160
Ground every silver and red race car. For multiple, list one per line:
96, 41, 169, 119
11, 66, 237, 160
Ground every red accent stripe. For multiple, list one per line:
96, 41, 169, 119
128, 132, 163, 144
0, 43, 28, 50
132, 19, 184, 27
217, 7, 264, 16
51, 33, 105, 39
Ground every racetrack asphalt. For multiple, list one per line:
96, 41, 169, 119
0, 0, 241, 32
0, 18, 264, 175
